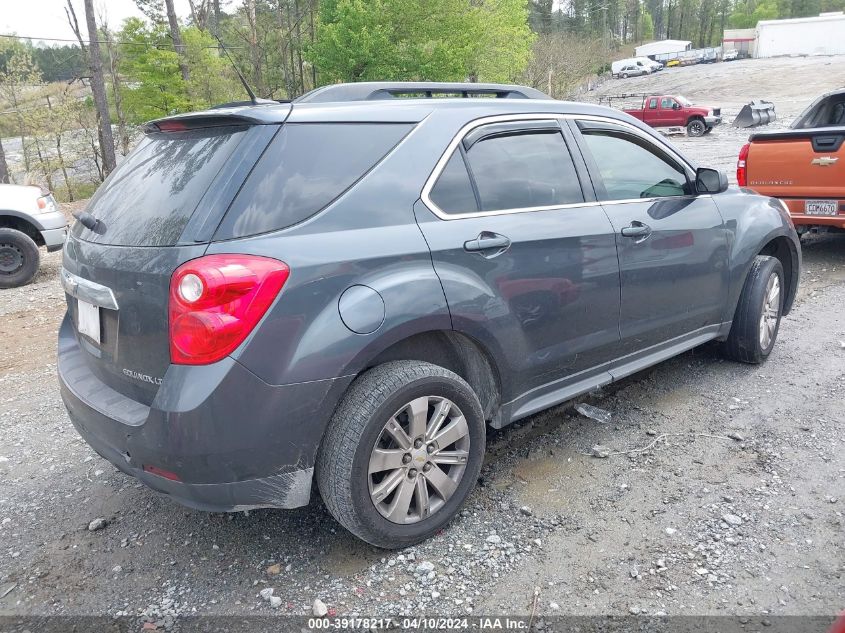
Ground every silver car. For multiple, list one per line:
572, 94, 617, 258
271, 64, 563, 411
0, 184, 66, 288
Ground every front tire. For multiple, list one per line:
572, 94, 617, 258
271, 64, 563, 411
723, 255, 784, 364
316, 361, 485, 548
686, 118, 706, 137
0, 228, 40, 289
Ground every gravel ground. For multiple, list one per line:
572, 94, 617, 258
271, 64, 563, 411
0, 57, 843, 625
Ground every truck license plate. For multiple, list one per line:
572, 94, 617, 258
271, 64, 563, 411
804, 200, 838, 216
77, 299, 101, 343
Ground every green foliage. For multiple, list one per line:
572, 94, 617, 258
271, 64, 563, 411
117, 18, 190, 122
640, 10, 655, 40
182, 27, 242, 107
306, 0, 534, 83
116, 17, 240, 124
728, 0, 779, 27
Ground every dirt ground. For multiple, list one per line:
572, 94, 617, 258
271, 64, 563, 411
0, 56, 843, 625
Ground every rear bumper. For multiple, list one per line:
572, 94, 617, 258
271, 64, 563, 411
57, 313, 352, 511
781, 199, 845, 230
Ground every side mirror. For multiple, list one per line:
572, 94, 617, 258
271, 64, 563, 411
672, 102, 681, 110
695, 167, 729, 194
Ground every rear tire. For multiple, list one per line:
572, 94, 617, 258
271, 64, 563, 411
316, 361, 485, 548
723, 255, 784, 364
686, 118, 706, 137
0, 228, 40, 289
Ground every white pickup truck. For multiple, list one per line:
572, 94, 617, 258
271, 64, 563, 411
0, 184, 67, 287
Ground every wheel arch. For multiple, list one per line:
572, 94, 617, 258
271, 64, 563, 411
758, 235, 799, 315
360, 330, 503, 427
0, 213, 45, 247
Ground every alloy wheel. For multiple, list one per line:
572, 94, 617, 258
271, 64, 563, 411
759, 272, 781, 350
368, 396, 470, 524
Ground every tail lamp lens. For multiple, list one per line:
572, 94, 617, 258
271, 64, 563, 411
737, 142, 750, 187
169, 255, 289, 365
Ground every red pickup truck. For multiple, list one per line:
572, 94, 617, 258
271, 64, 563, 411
621, 94, 722, 137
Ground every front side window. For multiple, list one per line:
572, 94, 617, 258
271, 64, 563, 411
579, 128, 688, 201
463, 131, 583, 212
660, 97, 676, 109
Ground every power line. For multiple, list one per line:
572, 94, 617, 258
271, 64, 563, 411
0, 33, 244, 50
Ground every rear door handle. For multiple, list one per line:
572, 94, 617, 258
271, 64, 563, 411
620, 222, 652, 239
464, 232, 511, 254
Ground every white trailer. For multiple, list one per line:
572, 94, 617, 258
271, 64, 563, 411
756, 13, 845, 57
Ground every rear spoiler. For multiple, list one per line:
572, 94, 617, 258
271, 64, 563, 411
144, 103, 292, 132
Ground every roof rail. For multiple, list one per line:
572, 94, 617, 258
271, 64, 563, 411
294, 82, 552, 104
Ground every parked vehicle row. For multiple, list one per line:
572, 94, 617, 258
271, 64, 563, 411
56, 82, 800, 548
612, 57, 663, 79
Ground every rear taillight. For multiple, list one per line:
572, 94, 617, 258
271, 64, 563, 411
737, 142, 750, 187
169, 254, 290, 365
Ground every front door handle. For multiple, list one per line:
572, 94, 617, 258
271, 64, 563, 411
464, 232, 511, 255
620, 221, 652, 239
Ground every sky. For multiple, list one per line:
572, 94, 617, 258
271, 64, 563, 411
0, 0, 228, 43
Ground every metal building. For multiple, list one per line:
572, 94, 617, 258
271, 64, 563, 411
723, 28, 756, 57
755, 13, 845, 57
634, 40, 692, 58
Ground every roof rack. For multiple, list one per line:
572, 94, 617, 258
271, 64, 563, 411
294, 82, 552, 104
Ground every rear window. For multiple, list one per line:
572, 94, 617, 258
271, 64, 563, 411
215, 122, 413, 240
73, 126, 247, 247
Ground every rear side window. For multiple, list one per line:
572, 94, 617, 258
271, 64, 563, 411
464, 132, 584, 212
74, 127, 247, 247
429, 152, 478, 214
215, 123, 412, 239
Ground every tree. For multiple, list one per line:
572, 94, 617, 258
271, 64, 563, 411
165, 0, 191, 82
0, 42, 42, 175
523, 31, 609, 98
470, 0, 535, 82
0, 140, 9, 184
640, 9, 655, 39
117, 18, 191, 122
78, 0, 116, 176
306, 0, 532, 84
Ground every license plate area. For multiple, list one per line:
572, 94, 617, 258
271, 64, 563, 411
77, 299, 101, 344
804, 199, 838, 216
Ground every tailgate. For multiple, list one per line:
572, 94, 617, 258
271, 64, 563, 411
747, 130, 845, 200
62, 237, 207, 406
60, 120, 275, 406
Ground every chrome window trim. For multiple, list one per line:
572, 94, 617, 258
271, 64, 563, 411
420, 112, 701, 220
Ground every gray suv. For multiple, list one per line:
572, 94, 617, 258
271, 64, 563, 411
58, 82, 800, 548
